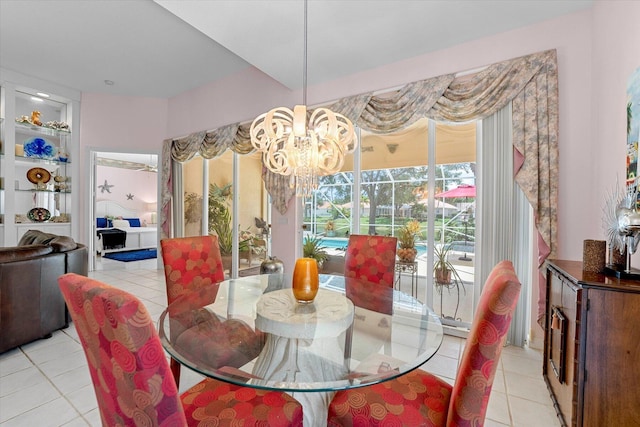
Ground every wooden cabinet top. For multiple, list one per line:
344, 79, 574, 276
547, 259, 640, 294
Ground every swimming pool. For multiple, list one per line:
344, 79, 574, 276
319, 237, 428, 256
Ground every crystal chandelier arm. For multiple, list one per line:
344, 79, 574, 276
250, 107, 298, 176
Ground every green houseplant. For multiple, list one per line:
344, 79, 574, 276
185, 183, 259, 271
303, 235, 329, 269
207, 183, 233, 256
433, 242, 465, 320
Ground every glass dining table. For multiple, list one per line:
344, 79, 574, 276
158, 273, 443, 427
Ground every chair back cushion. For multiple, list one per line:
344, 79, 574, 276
447, 260, 521, 426
160, 235, 225, 305
344, 235, 397, 313
58, 273, 187, 426
344, 235, 397, 286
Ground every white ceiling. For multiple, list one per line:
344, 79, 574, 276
0, 0, 593, 99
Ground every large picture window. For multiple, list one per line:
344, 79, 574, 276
162, 49, 558, 343
305, 119, 477, 328
182, 151, 269, 277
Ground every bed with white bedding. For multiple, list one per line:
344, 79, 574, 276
95, 200, 158, 256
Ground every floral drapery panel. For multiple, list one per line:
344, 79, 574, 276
160, 49, 558, 317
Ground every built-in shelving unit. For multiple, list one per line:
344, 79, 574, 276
0, 82, 80, 246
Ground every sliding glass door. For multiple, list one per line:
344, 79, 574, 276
182, 150, 269, 278
307, 118, 477, 329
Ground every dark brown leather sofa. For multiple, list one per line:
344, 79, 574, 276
0, 230, 88, 353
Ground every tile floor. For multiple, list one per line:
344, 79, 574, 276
0, 257, 561, 426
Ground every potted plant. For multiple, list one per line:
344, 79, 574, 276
325, 220, 336, 237
303, 235, 329, 269
433, 243, 455, 284
238, 227, 266, 264
397, 220, 421, 262
433, 242, 465, 320
184, 192, 203, 225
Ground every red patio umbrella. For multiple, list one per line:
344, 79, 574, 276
435, 184, 475, 261
435, 184, 476, 198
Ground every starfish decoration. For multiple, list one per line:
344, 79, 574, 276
98, 180, 114, 194
126, 193, 134, 200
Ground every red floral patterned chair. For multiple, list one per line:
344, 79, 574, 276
160, 235, 264, 386
344, 235, 398, 314
327, 260, 522, 426
58, 273, 303, 427
161, 235, 225, 304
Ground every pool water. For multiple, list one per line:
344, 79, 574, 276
319, 237, 427, 256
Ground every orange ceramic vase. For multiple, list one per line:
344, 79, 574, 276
292, 257, 319, 303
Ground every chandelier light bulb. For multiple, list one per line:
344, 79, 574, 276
249, 0, 357, 199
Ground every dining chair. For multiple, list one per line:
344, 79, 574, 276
160, 235, 263, 387
327, 260, 522, 426
344, 234, 398, 314
58, 273, 303, 427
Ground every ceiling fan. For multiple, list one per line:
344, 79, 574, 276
135, 163, 158, 173
96, 157, 158, 172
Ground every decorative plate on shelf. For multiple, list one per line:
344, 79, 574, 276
23, 137, 57, 159
26, 167, 51, 184
27, 207, 51, 222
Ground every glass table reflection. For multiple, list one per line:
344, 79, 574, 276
158, 274, 443, 426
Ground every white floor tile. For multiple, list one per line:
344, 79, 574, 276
509, 395, 562, 427
83, 408, 102, 426
491, 364, 506, 393
65, 384, 98, 416
1, 397, 78, 427
484, 419, 510, 427
48, 366, 93, 395
420, 352, 459, 381
501, 352, 543, 379
0, 263, 559, 426
0, 380, 60, 422
60, 417, 91, 426
21, 339, 83, 365
505, 371, 554, 405
437, 335, 464, 359
485, 390, 511, 425
37, 351, 88, 379
0, 366, 48, 398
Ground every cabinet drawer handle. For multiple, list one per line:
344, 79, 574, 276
551, 310, 560, 329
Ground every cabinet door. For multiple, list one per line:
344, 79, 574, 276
582, 289, 640, 426
546, 269, 580, 426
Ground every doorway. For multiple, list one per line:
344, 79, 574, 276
89, 149, 159, 271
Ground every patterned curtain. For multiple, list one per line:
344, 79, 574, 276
160, 140, 173, 240
160, 49, 558, 283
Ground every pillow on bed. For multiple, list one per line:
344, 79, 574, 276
112, 219, 130, 228
124, 218, 141, 227
97, 218, 108, 228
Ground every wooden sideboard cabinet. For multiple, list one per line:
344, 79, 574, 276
543, 259, 640, 426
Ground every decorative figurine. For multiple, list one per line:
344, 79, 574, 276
605, 187, 640, 277
30, 111, 42, 126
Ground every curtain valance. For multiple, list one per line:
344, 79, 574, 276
161, 49, 558, 281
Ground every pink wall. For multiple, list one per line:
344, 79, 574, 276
76, 2, 640, 306
591, 1, 640, 265
161, 8, 598, 271
167, 67, 301, 139
96, 166, 157, 224
78, 93, 167, 243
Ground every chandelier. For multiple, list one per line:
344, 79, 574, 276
249, 0, 357, 198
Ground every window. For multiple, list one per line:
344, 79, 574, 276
182, 151, 269, 277
307, 118, 477, 328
